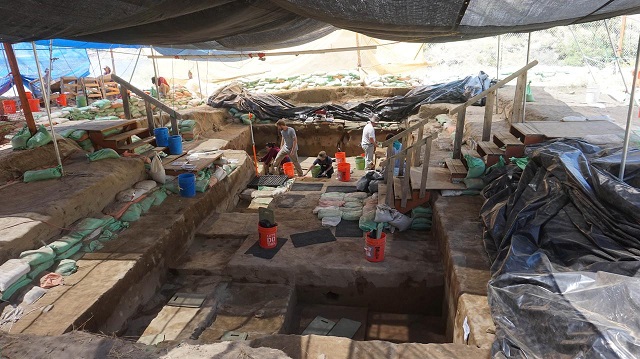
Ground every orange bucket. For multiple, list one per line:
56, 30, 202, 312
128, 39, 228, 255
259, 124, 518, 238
365, 232, 386, 262
282, 162, 295, 178
258, 223, 278, 249
28, 98, 40, 112
56, 93, 67, 107
335, 152, 346, 164
25, 92, 33, 100
337, 162, 350, 182
2, 100, 16, 114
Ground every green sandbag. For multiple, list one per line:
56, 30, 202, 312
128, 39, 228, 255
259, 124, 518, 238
23, 166, 62, 183
98, 230, 116, 242
102, 127, 122, 137
74, 217, 115, 238
26, 125, 52, 149
54, 259, 77, 276
77, 138, 94, 152
139, 196, 155, 213
69, 129, 88, 141
465, 154, 485, 179
121, 203, 142, 222
19, 247, 55, 266
342, 209, 363, 221
196, 178, 209, 193
486, 156, 506, 174
179, 119, 196, 131
411, 217, 432, 231
87, 148, 120, 162
463, 177, 485, 190
104, 220, 129, 233
164, 180, 180, 194
81, 240, 104, 253
27, 259, 55, 279
94, 116, 119, 121
411, 206, 432, 217
11, 126, 31, 150
58, 129, 75, 138
56, 243, 82, 260
150, 189, 168, 206
1, 276, 31, 301
510, 157, 529, 170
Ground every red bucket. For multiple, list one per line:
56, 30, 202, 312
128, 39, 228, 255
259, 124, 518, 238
25, 92, 33, 100
365, 232, 386, 262
335, 152, 346, 164
258, 223, 278, 249
337, 162, 350, 182
282, 162, 295, 178
2, 100, 16, 114
28, 98, 40, 112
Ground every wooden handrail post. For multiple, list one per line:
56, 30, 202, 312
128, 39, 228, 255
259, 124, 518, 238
482, 90, 496, 141
3, 42, 36, 134
119, 85, 131, 120
401, 147, 412, 208
512, 73, 527, 123
413, 125, 424, 167
452, 111, 466, 159
420, 136, 432, 198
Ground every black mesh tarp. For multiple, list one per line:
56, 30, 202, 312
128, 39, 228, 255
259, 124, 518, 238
1, 1, 639, 49
481, 140, 640, 358
208, 72, 490, 121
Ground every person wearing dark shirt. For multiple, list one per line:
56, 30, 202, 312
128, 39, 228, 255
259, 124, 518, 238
304, 151, 334, 178
259, 142, 289, 175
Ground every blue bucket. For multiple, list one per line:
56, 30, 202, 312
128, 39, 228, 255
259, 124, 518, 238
168, 135, 183, 155
178, 173, 196, 198
154, 127, 169, 147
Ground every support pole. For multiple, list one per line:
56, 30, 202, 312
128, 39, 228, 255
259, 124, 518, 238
196, 60, 203, 99
619, 35, 640, 181
32, 42, 64, 175
3, 42, 36, 134
604, 19, 629, 93
48, 40, 53, 104
522, 32, 531, 123
129, 48, 142, 83
150, 46, 163, 124
110, 48, 116, 75
495, 35, 501, 114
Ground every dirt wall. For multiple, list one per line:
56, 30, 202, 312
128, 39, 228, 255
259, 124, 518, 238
272, 86, 411, 104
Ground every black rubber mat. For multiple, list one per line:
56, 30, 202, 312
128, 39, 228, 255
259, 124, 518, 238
247, 175, 289, 189
325, 186, 357, 193
291, 183, 324, 191
335, 220, 364, 238
290, 228, 336, 248
244, 237, 288, 259
271, 194, 305, 208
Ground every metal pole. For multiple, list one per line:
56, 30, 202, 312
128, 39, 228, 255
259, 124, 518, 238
604, 19, 629, 93
48, 40, 53, 105
196, 60, 203, 99
495, 35, 501, 114
4, 42, 36, 133
150, 46, 163, 125
522, 32, 531, 122
570, 26, 598, 84
128, 48, 142, 83
110, 48, 116, 75
619, 35, 640, 181
32, 42, 64, 176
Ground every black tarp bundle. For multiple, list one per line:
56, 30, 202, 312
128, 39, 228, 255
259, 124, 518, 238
481, 140, 640, 358
207, 72, 490, 122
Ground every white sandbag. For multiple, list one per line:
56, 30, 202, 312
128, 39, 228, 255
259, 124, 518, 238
116, 188, 148, 202
322, 216, 342, 227
239, 188, 255, 201
375, 204, 394, 223
134, 180, 158, 191
318, 207, 342, 219
252, 188, 276, 198
0, 259, 30, 292
149, 155, 166, 184
313, 205, 339, 214
342, 209, 363, 221
212, 166, 227, 181
345, 192, 368, 200
389, 211, 412, 232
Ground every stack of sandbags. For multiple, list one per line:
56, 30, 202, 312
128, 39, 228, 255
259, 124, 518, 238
411, 206, 433, 231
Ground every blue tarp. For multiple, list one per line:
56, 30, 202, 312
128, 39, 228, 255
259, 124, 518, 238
0, 43, 90, 97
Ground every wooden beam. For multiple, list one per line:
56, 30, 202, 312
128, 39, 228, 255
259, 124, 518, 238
111, 74, 180, 135
385, 145, 394, 207
3, 42, 36, 134
452, 111, 466, 159
401, 147, 412, 208
450, 60, 538, 115
413, 125, 424, 167
512, 73, 527, 123
381, 117, 430, 147
145, 101, 154, 130
420, 136, 432, 199
119, 85, 131, 120
482, 90, 496, 141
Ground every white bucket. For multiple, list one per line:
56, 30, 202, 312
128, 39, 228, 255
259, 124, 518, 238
585, 86, 600, 104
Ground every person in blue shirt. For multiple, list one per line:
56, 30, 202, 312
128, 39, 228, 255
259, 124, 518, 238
304, 151, 335, 178
386, 134, 403, 176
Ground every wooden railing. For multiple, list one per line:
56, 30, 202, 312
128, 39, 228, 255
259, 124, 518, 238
380, 133, 432, 208
449, 60, 538, 159
111, 75, 182, 135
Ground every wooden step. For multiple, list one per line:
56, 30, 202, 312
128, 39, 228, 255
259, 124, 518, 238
445, 159, 467, 184
140, 146, 168, 158
104, 127, 149, 142
493, 131, 525, 159
118, 136, 156, 151
476, 141, 504, 167
393, 177, 406, 200
510, 123, 545, 145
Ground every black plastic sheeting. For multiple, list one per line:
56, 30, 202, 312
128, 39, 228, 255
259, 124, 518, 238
208, 72, 490, 122
3, 1, 639, 48
481, 140, 640, 358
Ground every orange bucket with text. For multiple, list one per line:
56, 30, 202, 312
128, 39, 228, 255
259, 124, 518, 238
2, 100, 16, 114
337, 162, 350, 182
335, 152, 346, 164
258, 223, 278, 249
365, 232, 386, 262
28, 98, 40, 112
56, 93, 67, 107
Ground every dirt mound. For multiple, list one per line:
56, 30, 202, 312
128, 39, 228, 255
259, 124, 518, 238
0, 138, 80, 183
272, 86, 411, 105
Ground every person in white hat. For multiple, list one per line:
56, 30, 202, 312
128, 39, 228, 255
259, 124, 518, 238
361, 114, 379, 170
